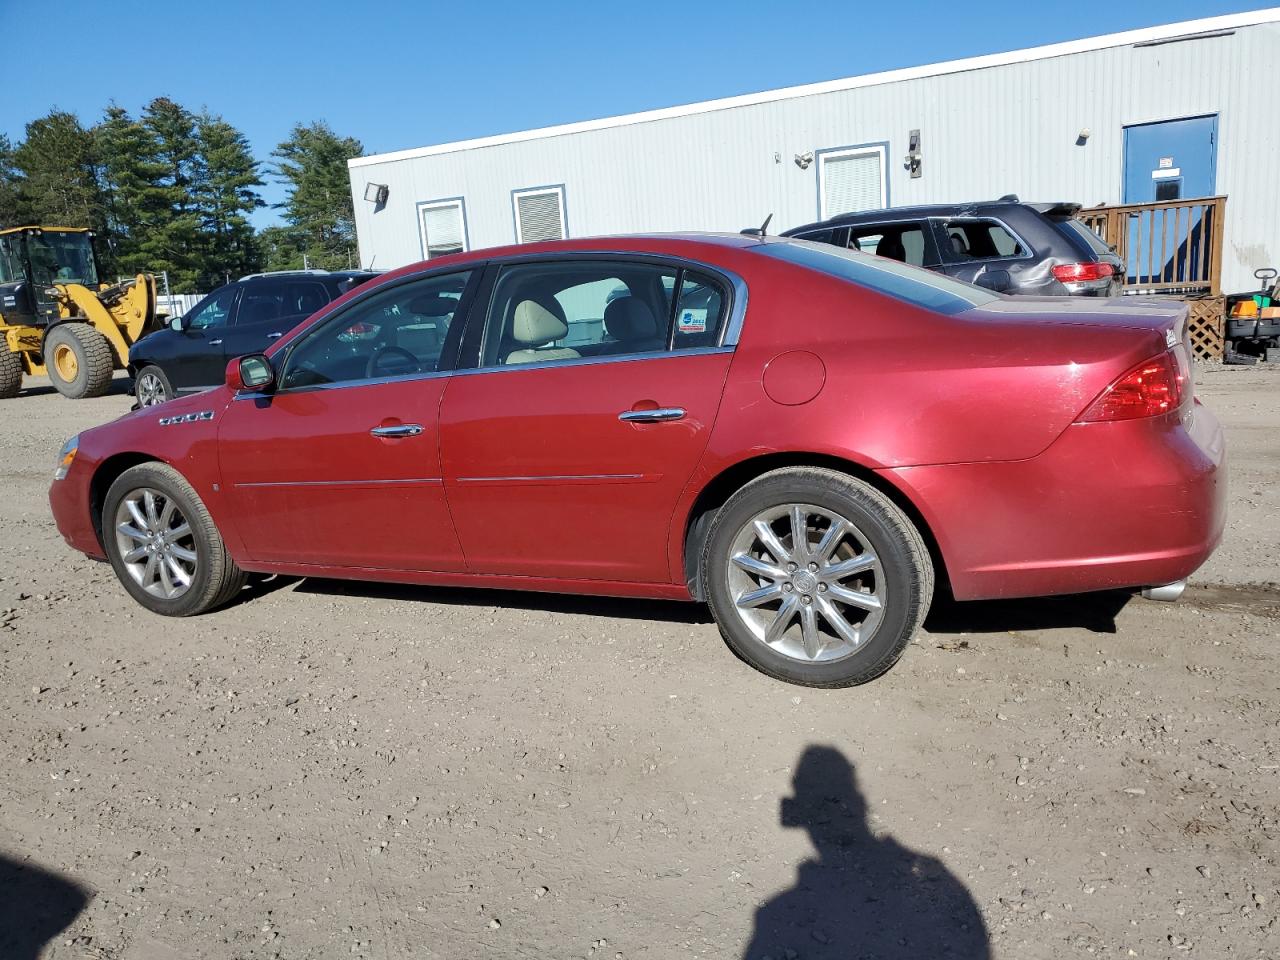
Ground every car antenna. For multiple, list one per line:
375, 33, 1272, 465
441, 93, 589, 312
740, 214, 774, 238
759, 213, 773, 236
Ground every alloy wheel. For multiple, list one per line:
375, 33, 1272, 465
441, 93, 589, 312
725, 503, 884, 662
114, 488, 198, 599
137, 372, 167, 406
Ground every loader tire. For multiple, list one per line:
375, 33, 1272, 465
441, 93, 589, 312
45, 323, 114, 399
0, 350, 22, 399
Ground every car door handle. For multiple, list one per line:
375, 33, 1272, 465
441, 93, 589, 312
618, 407, 686, 423
267, 332, 284, 340
370, 423, 424, 438
209, 339, 223, 346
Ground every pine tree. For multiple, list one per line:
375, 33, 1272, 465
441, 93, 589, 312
12, 111, 104, 230
0, 134, 25, 226
95, 105, 170, 279
194, 111, 264, 283
141, 97, 203, 288
272, 122, 362, 270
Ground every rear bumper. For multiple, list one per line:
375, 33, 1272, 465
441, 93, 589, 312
887, 399, 1226, 600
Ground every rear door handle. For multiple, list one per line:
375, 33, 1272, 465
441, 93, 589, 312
370, 424, 424, 438
209, 339, 223, 346
267, 332, 284, 340
618, 407, 686, 423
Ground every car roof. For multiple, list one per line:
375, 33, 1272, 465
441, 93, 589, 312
237, 270, 379, 284
782, 200, 1081, 236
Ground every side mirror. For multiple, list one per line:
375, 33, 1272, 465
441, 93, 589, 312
169, 315, 184, 331
975, 269, 1012, 293
226, 354, 275, 393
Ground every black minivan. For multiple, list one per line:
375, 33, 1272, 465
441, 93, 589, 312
782, 198, 1125, 297
130, 270, 377, 406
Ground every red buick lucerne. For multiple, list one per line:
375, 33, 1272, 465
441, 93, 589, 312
49, 234, 1225, 687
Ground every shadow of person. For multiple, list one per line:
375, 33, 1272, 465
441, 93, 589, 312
0, 853, 90, 960
743, 746, 989, 960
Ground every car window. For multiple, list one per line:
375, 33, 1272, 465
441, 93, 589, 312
480, 261, 678, 367
281, 271, 471, 389
847, 224, 930, 267
236, 280, 329, 327
941, 219, 1026, 260
672, 271, 726, 350
186, 288, 236, 330
757, 239, 999, 315
1056, 217, 1114, 257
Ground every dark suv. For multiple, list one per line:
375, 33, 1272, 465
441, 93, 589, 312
130, 270, 377, 406
782, 198, 1125, 297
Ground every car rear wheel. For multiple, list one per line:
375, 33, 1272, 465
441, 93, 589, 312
134, 365, 174, 407
702, 467, 933, 687
103, 462, 247, 616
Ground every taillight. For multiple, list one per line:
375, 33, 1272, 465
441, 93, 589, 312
1077, 350, 1185, 422
1052, 262, 1114, 284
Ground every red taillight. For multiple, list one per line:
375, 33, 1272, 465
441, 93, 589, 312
1077, 350, 1185, 422
1052, 262, 1114, 283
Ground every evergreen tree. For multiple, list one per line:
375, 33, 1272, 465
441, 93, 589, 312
272, 122, 362, 270
12, 111, 103, 230
0, 134, 25, 226
257, 224, 307, 272
94, 104, 170, 278
193, 111, 264, 283
141, 97, 203, 288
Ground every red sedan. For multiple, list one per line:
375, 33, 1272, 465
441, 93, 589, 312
49, 235, 1225, 686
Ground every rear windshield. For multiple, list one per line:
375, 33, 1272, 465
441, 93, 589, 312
755, 239, 998, 315
1055, 218, 1114, 258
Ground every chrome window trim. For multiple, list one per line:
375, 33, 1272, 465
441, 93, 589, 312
233, 367, 451, 399
450, 344, 733, 380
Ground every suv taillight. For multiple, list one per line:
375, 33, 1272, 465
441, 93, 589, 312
1052, 262, 1114, 290
1077, 350, 1185, 422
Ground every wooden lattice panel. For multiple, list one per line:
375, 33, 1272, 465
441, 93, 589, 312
1186, 297, 1225, 360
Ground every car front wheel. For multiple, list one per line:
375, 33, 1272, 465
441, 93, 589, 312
702, 467, 933, 687
103, 462, 247, 616
134, 365, 174, 407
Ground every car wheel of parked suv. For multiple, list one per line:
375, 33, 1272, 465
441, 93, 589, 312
103, 463, 247, 616
702, 468, 933, 687
134, 365, 174, 407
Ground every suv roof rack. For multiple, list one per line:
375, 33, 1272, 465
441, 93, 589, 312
238, 269, 333, 280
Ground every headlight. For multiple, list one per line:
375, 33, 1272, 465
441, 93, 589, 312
53, 435, 79, 481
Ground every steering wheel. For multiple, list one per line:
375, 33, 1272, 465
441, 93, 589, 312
365, 345, 419, 379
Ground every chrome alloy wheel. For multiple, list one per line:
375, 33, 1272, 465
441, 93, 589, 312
136, 372, 167, 406
114, 488, 197, 599
726, 503, 884, 662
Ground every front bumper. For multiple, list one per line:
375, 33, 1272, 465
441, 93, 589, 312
50, 457, 106, 561
886, 399, 1226, 601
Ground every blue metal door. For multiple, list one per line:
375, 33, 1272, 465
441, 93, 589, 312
1123, 115, 1217, 202
1122, 116, 1218, 288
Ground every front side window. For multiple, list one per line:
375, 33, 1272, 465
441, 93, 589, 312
186, 287, 237, 330
941, 219, 1026, 260
281, 271, 471, 389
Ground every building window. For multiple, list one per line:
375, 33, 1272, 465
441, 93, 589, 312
513, 186, 567, 243
817, 144, 887, 219
418, 199, 468, 260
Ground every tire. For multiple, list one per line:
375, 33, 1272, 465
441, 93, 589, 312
702, 467, 933, 687
134, 364, 174, 407
102, 462, 248, 616
45, 323, 114, 399
0, 350, 22, 399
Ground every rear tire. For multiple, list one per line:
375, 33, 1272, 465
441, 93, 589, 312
134, 365, 174, 407
0, 350, 22, 399
103, 462, 248, 616
45, 323, 114, 399
702, 467, 933, 687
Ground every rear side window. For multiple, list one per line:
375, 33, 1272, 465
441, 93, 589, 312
941, 219, 1026, 260
1056, 217, 1114, 258
236, 280, 329, 327
847, 224, 932, 267
757, 239, 998, 315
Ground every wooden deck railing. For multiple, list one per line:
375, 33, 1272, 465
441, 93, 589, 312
1078, 196, 1226, 296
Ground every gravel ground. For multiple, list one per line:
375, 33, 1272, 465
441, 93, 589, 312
1, 366, 1277, 960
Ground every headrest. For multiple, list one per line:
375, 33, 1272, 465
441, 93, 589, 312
511, 298, 567, 344
604, 297, 660, 341
407, 294, 458, 317
950, 233, 969, 256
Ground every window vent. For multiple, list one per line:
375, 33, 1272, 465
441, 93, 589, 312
820, 148, 886, 219
419, 201, 466, 259
514, 187, 566, 243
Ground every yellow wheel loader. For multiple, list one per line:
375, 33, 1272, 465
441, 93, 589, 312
0, 226, 159, 399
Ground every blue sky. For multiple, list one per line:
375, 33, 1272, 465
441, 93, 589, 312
1, 0, 1269, 227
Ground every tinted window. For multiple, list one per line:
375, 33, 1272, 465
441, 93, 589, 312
481, 261, 677, 367
281, 272, 471, 388
942, 219, 1026, 260
236, 280, 329, 327
757, 239, 998, 315
1056, 218, 1114, 257
186, 287, 236, 330
847, 224, 931, 267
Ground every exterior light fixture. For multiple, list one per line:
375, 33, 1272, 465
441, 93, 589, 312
364, 183, 390, 204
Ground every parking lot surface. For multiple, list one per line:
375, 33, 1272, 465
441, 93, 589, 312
2, 367, 1277, 960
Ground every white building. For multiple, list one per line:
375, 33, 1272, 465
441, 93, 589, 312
349, 9, 1280, 293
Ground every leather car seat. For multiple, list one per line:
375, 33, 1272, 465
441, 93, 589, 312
504, 299, 580, 365
876, 234, 907, 262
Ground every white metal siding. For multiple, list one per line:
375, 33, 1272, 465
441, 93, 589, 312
350, 18, 1280, 292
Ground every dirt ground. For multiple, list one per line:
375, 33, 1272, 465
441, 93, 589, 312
1, 366, 1277, 960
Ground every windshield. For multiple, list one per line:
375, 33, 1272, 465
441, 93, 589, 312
27, 232, 99, 286
754, 238, 998, 315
